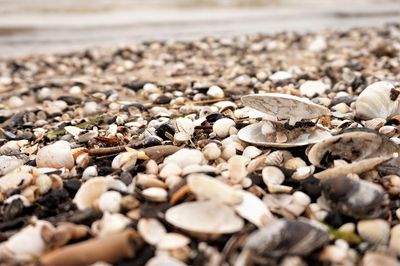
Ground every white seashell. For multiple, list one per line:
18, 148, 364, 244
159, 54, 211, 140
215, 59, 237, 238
207, 85, 224, 99
247, 154, 268, 174
181, 165, 219, 176
262, 166, 285, 185
146, 255, 187, 266
84, 101, 98, 115
159, 163, 182, 179
73, 177, 111, 210
241, 93, 330, 125
64, 126, 84, 138
292, 191, 311, 207
0, 167, 33, 193
98, 191, 122, 213
157, 233, 190, 250
202, 143, 221, 161
331, 103, 351, 114
165, 175, 183, 189
299, 80, 327, 98
164, 149, 205, 168
234, 191, 274, 227
284, 157, 307, 170
142, 187, 168, 202
138, 218, 167, 245
379, 125, 397, 138
265, 151, 285, 166
111, 150, 138, 171
107, 124, 118, 136
136, 174, 167, 189
0, 155, 26, 176
269, 71, 292, 82
355, 81, 399, 120
187, 174, 242, 205
261, 121, 276, 136
82, 165, 98, 180
320, 245, 347, 263
357, 219, 390, 245
292, 166, 315, 180
91, 212, 131, 237
8, 96, 24, 108
165, 201, 244, 235
145, 160, 159, 175
35, 174, 52, 194
242, 146, 262, 159
221, 143, 236, 160
36, 141, 74, 169
389, 224, 400, 256
174, 132, 191, 144
2, 220, 54, 259
213, 118, 235, 138
362, 118, 386, 130
362, 252, 399, 266
228, 155, 247, 184
175, 117, 195, 136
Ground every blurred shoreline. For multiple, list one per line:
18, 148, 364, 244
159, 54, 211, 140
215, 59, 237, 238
0, 0, 399, 57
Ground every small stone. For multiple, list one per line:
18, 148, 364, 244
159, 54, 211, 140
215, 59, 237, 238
213, 118, 235, 138
269, 71, 292, 82
202, 143, 221, 161
84, 101, 98, 115
262, 166, 285, 185
159, 163, 182, 179
242, 146, 262, 159
164, 149, 205, 168
142, 187, 168, 202
98, 191, 122, 213
299, 80, 327, 98
207, 85, 224, 99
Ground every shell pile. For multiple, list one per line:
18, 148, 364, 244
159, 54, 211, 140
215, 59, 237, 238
1, 24, 400, 265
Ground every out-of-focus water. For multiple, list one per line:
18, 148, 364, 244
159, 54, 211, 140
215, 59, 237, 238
0, 0, 399, 56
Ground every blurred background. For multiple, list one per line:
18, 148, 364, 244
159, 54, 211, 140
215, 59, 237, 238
0, 0, 399, 56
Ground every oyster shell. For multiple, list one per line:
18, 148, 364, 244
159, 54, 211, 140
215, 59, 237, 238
242, 219, 329, 258
355, 81, 400, 120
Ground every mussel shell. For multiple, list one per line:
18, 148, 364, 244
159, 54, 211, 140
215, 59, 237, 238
308, 128, 398, 168
238, 123, 331, 147
320, 176, 388, 219
243, 219, 329, 258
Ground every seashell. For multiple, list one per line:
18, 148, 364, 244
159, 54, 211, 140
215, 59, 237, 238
207, 85, 224, 99
4, 194, 31, 207
138, 218, 167, 245
242, 146, 262, 159
228, 155, 248, 184
145, 160, 159, 175
320, 176, 388, 219
284, 157, 307, 170
362, 252, 399, 266
21, 185, 39, 203
1, 220, 55, 260
308, 129, 398, 168
73, 177, 113, 210
164, 149, 205, 168
221, 143, 236, 160
319, 245, 348, 264
357, 219, 390, 245
262, 166, 285, 186
98, 191, 122, 213
159, 163, 182, 179
136, 174, 167, 189
173, 132, 190, 144
261, 121, 276, 135
181, 164, 219, 176
292, 165, 315, 180
238, 122, 331, 147
157, 233, 190, 250
299, 80, 327, 98
165, 201, 244, 237
265, 150, 284, 166
379, 125, 397, 138
234, 191, 274, 227
142, 187, 168, 202
0, 166, 33, 193
202, 143, 221, 161
242, 219, 329, 258
241, 93, 330, 125
246, 154, 268, 174
64, 126, 84, 138
269, 71, 292, 82
36, 141, 74, 169
112, 150, 138, 171
146, 255, 187, 266
91, 212, 131, 237
362, 118, 386, 130
355, 81, 400, 120
76, 152, 90, 168
175, 117, 195, 136
212, 118, 235, 138
0, 155, 27, 176
82, 165, 98, 180
187, 174, 242, 205
389, 224, 400, 256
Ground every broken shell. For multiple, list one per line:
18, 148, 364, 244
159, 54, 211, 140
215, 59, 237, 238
0, 155, 27, 176
308, 129, 398, 168
112, 150, 138, 171
73, 177, 113, 210
241, 93, 330, 125
238, 122, 331, 147
265, 150, 285, 166
175, 117, 195, 136
142, 187, 168, 202
164, 149, 205, 168
357, 219, 390, 245
355, 81, 400, 120
187, 174, 242, 205
82, 165, 98, 180
159, 163, 182, 179
165, 201, 244, 236
138, 218, 167, 245
0, 167, 33, 193
242, 219, 329, 258
213, 118, 235, 138
92, 212, 131, 237
36, 141, 74, 169
242, 146, 262, 159
320, 176, 388, 219
228, 155, 247, 184
98, 191, 122, 213
234, 191, 274, 227
262, 166, 285, 186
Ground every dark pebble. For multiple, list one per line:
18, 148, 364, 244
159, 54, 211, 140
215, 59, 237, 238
64, 179, 82, 197
1, 198, 25, 221
155, 122, 175, 140
153, 95, 171, 105
57, 95, 82, 105
143, 136, 162, 147
206, 112, 224, 123
37, 189, 70, 210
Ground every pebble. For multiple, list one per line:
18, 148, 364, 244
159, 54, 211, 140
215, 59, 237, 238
299, 80, 327, 97
207, 85, 224, 99
98, 191, 122, 213
228, 155, 247, 184
202, 143, 221, 161
142, 187, 168, 202
262, 166, 285, 185
212, 118, 235, 138
159, 163, 182, 179
164, 149, 205, 168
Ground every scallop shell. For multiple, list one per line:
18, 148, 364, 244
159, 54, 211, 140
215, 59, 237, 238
165, 201, 244, 236
355, 81, 400, 120
241, 93, 330, 125
308, 129, 398, 168
238, 122, 331, 147
357, 219, 390, 245
242, 219, 329, 258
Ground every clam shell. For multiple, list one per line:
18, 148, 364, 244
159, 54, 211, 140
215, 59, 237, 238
357, 219, 390, 245
165, 201, 244, 235
73, 177, 112, 210
355, 81, 400, 120
308, 129, 398, 168
238, 123, 331, 147
36, 141, 74, 169
234, 191, 274, 227
241, 93, 330, 124
138, 218, 167, 245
